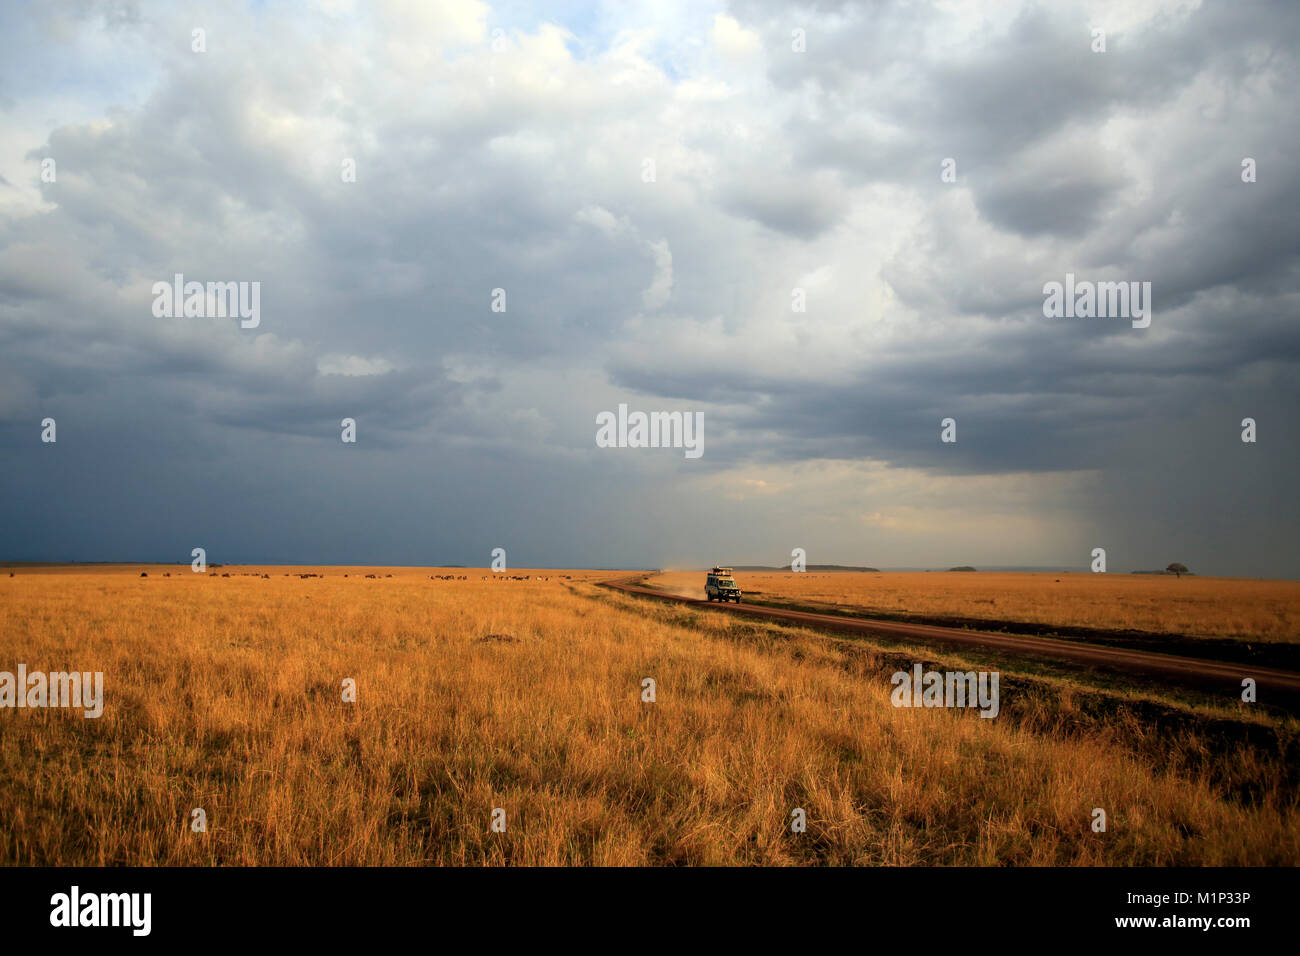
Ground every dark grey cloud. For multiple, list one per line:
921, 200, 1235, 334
0, 0, 1296, 576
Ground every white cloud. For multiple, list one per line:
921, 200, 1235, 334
712, 14, 761, 61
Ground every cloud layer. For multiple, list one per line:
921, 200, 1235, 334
1, 0, 1296, 575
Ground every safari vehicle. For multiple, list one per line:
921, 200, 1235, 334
705, 567, 742, 603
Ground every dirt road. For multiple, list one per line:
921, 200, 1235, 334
600, 579, 1300, 702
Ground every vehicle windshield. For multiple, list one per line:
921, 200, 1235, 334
717, 578, 735, 587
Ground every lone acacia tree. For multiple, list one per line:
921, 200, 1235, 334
1166, 562, 1190, 578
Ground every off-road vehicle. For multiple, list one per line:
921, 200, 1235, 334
705, 567, 742, 603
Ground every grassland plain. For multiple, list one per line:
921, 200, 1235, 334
648, 570, 1300, 643
1, 566, 1297, 866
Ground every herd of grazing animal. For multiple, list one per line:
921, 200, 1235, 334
11, 569, 577, 582
481, 574, 567, 582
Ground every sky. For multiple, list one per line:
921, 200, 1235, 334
0, 0, 1296, 575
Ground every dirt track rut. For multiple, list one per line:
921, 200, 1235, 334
599, 579, 1300, 701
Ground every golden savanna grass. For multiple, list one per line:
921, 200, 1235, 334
650, 570, 1300, 642
1, 566, 1297, 865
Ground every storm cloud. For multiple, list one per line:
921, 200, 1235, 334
0, 0, 1296, 576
